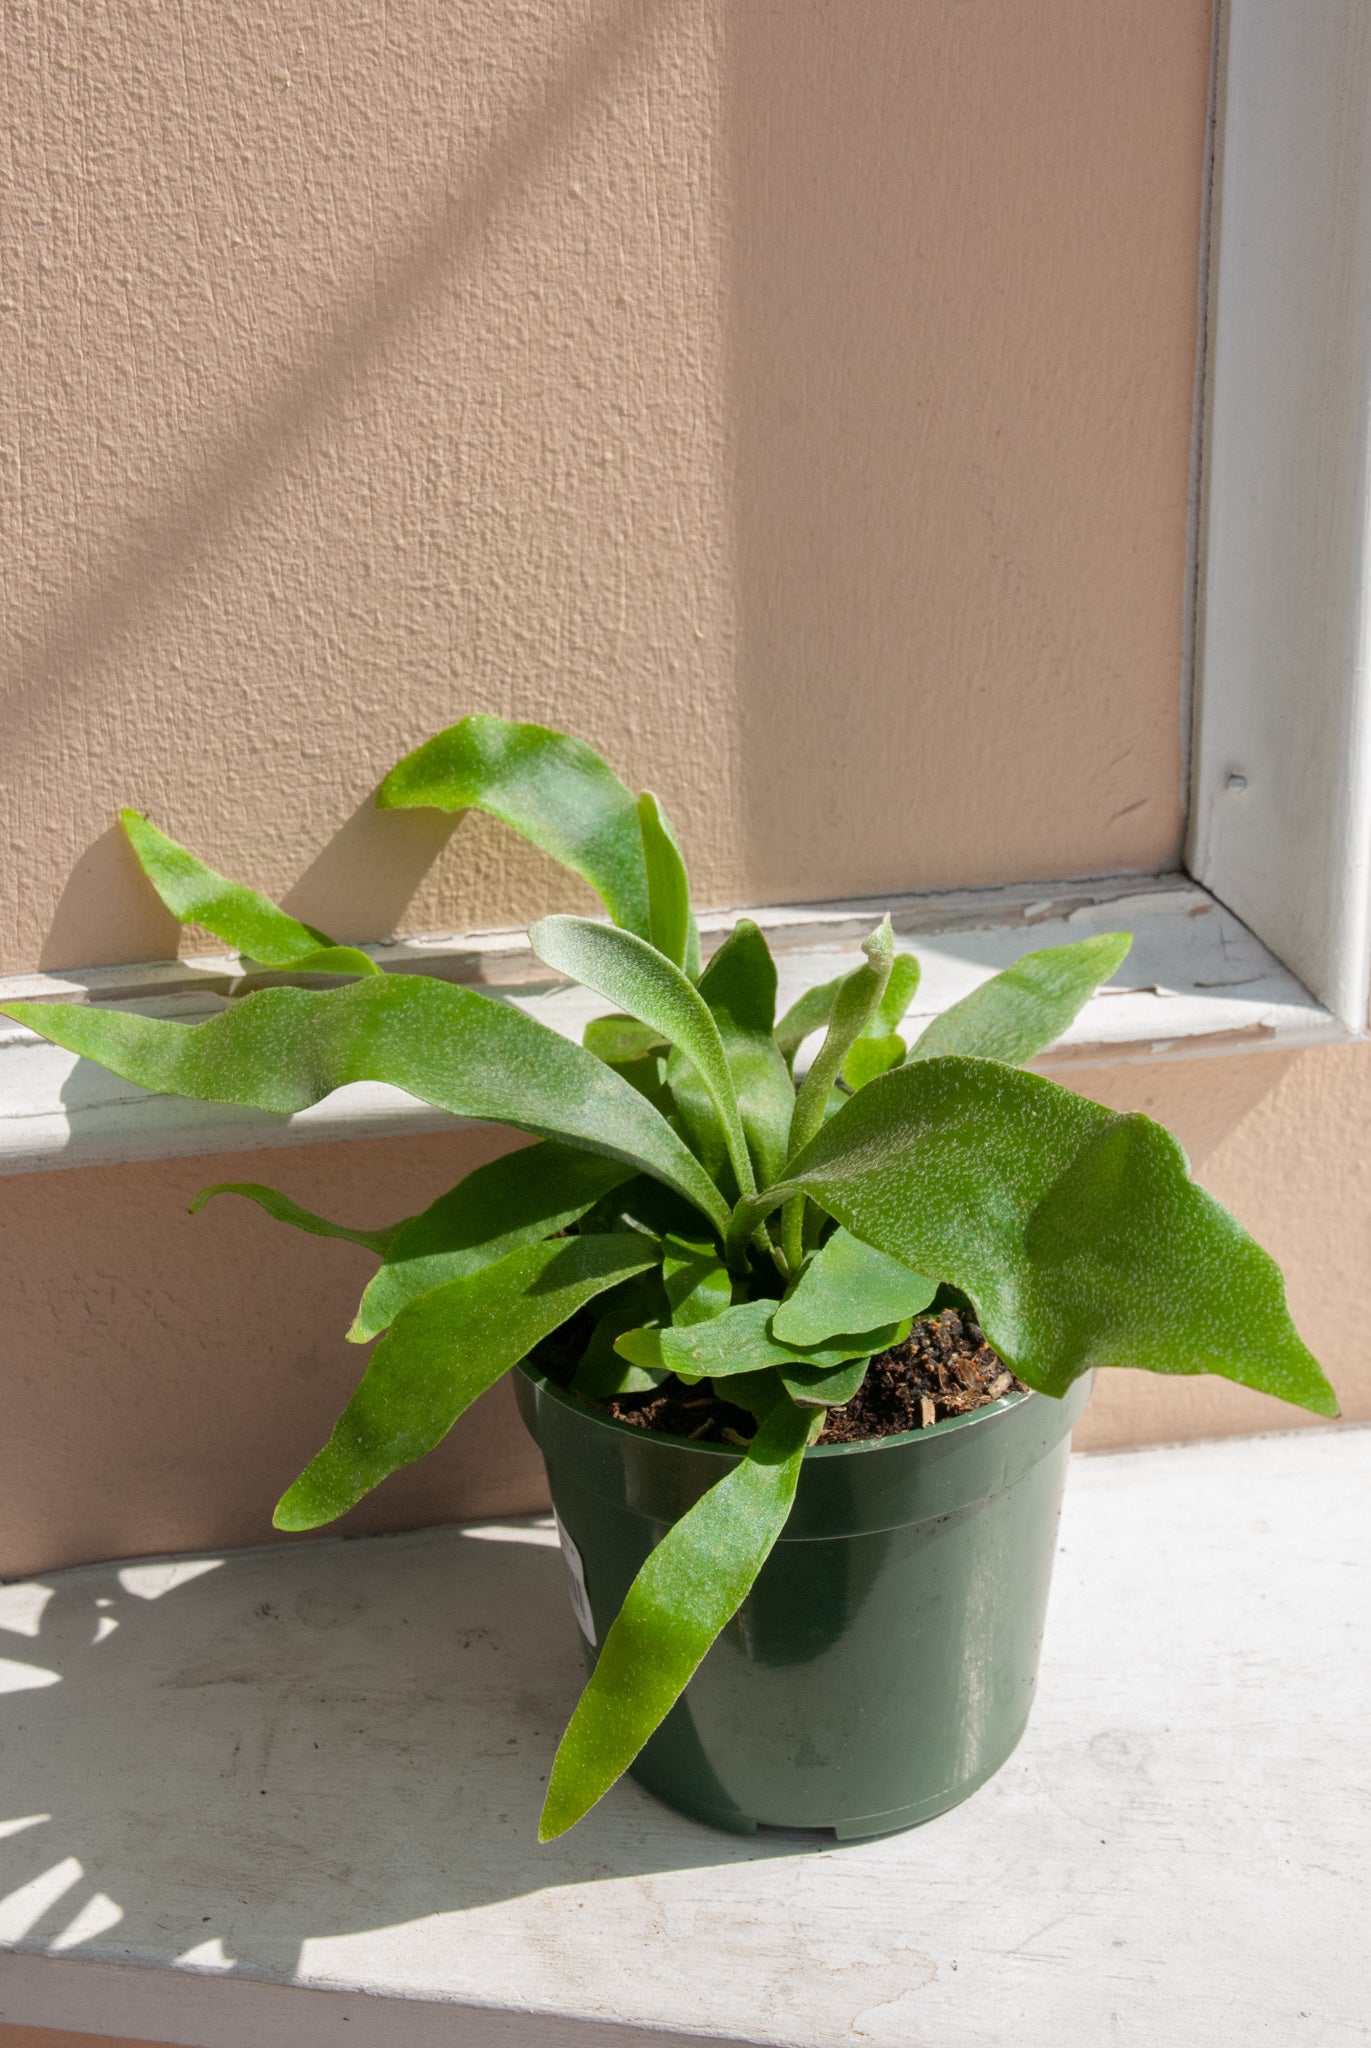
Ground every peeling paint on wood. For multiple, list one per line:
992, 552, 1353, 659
0, 876, 1349, 1175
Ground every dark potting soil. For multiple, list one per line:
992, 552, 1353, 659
599, 1308, 1026, 1448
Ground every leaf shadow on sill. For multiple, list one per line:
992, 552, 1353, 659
0, 1521, 841, 1989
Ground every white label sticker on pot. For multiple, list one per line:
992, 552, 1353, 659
553, 1512, 596, 1645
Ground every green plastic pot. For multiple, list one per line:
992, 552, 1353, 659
515, 1361, 1091, 1840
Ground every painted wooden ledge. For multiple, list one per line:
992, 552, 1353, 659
0, 1425, 1365, 2048
0, 872, 1350, 1176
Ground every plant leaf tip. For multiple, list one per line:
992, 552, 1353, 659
272, 1495, 314, 1533
536, 1785, 581, 1843
861, 913, 894, 965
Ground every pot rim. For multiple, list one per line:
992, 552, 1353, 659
515, 1354, 1037, 1463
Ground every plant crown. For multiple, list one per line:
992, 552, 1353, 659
1, 716, 1337, 1840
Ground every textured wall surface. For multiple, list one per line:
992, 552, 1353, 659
1061, 1045, 1371, 1449
1, 1040, 1364, 1580
5, 13, 1358, 2032
3, 0, 1208, 975
0, 1126, 549, 1579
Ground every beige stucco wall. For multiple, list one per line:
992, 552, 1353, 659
3, 0, 1207, 975
2, 1041, 1365, 1581
12, 0, 1354, 1585
7, 9, 1363, 2038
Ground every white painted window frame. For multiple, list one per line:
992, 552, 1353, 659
2, 0, 1368, 1174
0, 877, 1344, 1174
1189, 0, 1371, 1033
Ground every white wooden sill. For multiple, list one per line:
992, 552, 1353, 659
0, 872, 1351, 1177
0, 1425, 1364, 2047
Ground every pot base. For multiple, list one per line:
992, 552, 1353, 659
517, 1361, 1090, 1841
629, 1716, 1029, 1839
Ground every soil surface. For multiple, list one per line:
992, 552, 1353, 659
599, 1307, 1026, 1448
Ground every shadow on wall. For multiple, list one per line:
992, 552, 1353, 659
44, 792, 470, 961
1061, 1044, 1293, 1176
39, 825, 180, 974
277, 795, 457, 947
0, 1525, 820, 1983
23, 0, 675, 971
0, 1126, 554, 1580
22, 0, 1202, 971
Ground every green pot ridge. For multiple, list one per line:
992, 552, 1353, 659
516, 1362, 1091, 1838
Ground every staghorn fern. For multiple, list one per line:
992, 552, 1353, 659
1, 716, 1337, 1840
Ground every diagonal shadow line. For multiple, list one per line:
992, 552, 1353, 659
5, 0, 670, 725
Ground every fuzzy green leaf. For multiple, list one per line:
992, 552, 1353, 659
275, 1234, 659, 1530
583, 1014, 668, 1064
606, 1051, 676, 1120
786, 918, 893, 1168
871, 951, 921, 1035
581, 1174, 711, 1245
662, 1047, 729, 1184
720, 1368, 787, 1422
840, 953, 922, 1090
777, 1355, 869, 1410
700, 921, 795, 1187
783, 952, 918, 1083
906, 932, 1131, 1067
190, 1182, 399, 1257
666, 921, 795, 1192
840, 1034, 905, 1091
774, 976, 844, 1065
654, 1298, 907, 1381
376, 715, 651, 940
570, 1271, 672, 1398
538, 1395, 816, 1840
772, 1227, 936, 1346
637, 792, 695, 974
661, 1233, 733, 1326
529, 915, 755, 1200
121, 811, 380, 976
1, 977, 728, 1235
350, 1143, 634, 1342
730, 1058, 1338, 1417
612, 1324, 668, 1374
777, 918, 893, 1274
